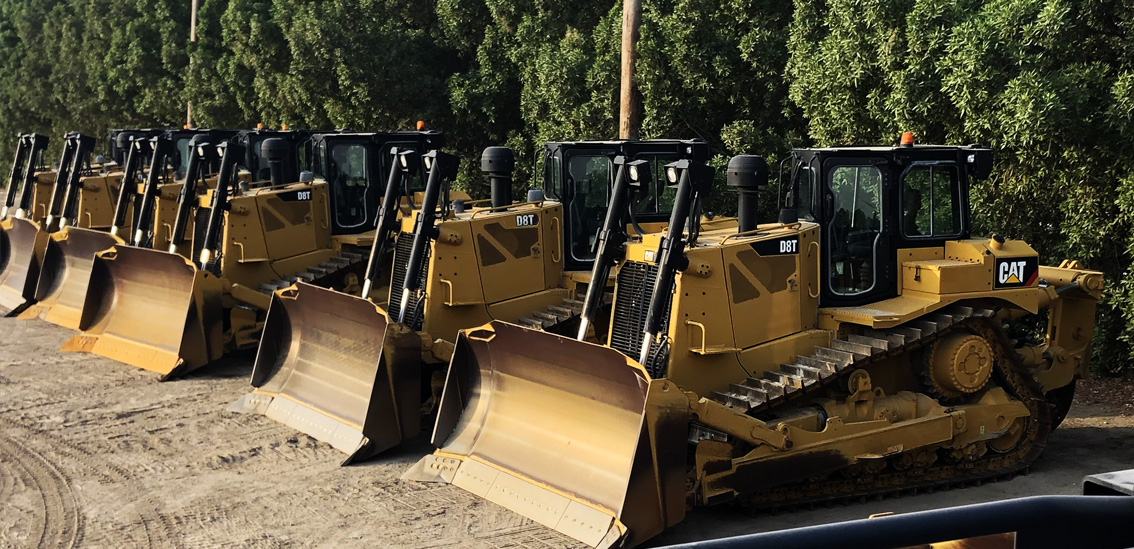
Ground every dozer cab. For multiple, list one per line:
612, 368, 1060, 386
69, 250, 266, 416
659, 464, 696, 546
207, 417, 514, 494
410, 140, 1104, 548
107, 128, 165, 167
62, 130, 444, 379
166, 128, 239, 180
237, 139, 728, 463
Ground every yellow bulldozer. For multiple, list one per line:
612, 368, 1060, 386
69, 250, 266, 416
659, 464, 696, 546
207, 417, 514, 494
0, 132, 96, 315
0, 133, 51, 312
17, 132, 150, 329
408, 139, 1104, 548
21, 128, 259, 329
237, 139, 726, 463
0, 128, 241, 317
62, 130, 445, 379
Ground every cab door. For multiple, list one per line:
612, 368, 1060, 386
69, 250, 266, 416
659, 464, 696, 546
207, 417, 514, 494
819, 157, 897, 307
558, 146, 618, 272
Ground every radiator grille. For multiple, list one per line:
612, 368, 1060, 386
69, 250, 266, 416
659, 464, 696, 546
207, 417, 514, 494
610, 260, 672, 377
388, 231, 429, 329
611, 261, 657, 355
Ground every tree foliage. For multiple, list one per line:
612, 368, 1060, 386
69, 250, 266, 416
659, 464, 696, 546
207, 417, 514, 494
0, 0, 1129, 371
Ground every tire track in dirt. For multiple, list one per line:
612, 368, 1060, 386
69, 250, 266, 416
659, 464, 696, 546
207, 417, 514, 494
0, 417, 180, 548
0, 317, 577, 548
0, 427, 82, 548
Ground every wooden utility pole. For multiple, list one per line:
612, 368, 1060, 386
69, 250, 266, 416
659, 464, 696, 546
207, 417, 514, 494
187, 0, 198, 128
619, 0, 641, 140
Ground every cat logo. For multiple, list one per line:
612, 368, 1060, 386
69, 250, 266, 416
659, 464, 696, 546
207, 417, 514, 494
995, 256, 1038, 289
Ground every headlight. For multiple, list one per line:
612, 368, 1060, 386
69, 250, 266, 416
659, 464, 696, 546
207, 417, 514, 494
666, 166, 678, 184
399, 154, 409, 168
424, 156, 433, 171
628, 164, 639, 182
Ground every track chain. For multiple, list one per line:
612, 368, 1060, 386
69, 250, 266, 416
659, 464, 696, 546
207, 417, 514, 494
708, 305, 993, 416
256, 250, 366, 298
516, 298, 584, 335
700, 307, 1053, 510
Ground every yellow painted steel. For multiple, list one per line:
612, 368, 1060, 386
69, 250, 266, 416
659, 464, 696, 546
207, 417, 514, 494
241, 281, 421, 462
19, 228, 123, 329
406, 321, 690, 549
1, 168, 137, 317
0, 217, 47, 315
62, 246, 225, 378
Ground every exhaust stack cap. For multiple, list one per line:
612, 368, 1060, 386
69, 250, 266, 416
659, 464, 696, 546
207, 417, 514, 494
299, 170, 314, 182
482, 146, 515, 209
261, 137, 290, 162
527, 189, 545, 203
480, 146, 515, 174
727, 155, 768, 233
726, 155, 769, 191
115, 132, 134, 150
262, 138, 290, 186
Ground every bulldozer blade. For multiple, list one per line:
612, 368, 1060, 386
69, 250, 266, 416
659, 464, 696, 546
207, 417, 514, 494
61, 246, 225, 379
234, 281, 422, 464
404, 321, 689, 549
21, 227, 121, 329
0, 218, 47, 315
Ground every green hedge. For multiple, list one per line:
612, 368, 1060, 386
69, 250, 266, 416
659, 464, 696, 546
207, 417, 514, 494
0, 0, 1128, 372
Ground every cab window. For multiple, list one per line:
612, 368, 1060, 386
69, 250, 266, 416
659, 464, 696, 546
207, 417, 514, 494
544, 154, 563, 200
632, 154, 679, 215
377, 143, 426, 194
901, 163, 962, 238
246, 136, 272, 182
793, 162, 815, 221
327, 143, 370, 229
567, 155, 612, 262
297, 139, 313, 175
174, 137, 193, 179
827, 165, 883, 295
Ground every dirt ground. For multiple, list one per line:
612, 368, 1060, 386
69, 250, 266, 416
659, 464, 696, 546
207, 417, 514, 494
0, 316, 1130, 549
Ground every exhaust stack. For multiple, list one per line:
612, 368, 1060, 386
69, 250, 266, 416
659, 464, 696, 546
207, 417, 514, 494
726, 155, 768, 233
262, 138, 291, 187
481, 146, 514, 209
